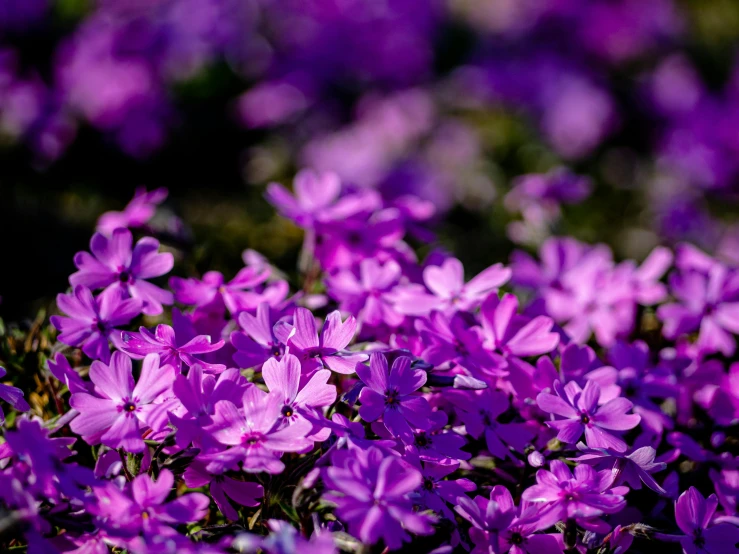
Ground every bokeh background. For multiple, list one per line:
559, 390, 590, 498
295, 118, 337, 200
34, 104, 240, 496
1, 0, 738, 322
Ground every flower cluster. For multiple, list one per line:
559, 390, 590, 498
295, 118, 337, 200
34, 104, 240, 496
1, 176, 738, 553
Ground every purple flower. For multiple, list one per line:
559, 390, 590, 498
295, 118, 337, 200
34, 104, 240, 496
326, 258, 405, 329
392, 257, 510, 316
91, 469, 209, 540
169, 264, 280, 316
0, 366, 30, 425
121, 323, 226, 373
169, 365, 249, 450
572, 445, 666, 494
357, 353, 432, 444
480, 292, 560, 359
522, 460, 628, 533
96, 187, 167, 235
658, 261, 739, 356
263, 353, 336, 441
69, 352, 175, 452
281, 307, 367, 374
537, 379, 640, 452
452, 388, 533, 461
51, 285, 143, 363
455, 485, 563, 554
415, 461, 475, 519
323, 446, 435, 549
674, 487, 739, 554
266, 169, 343, 228
184, 461, 263, 521
231, 302, 284, 369
47, 352, 88, 394
70, 228, 174, 316
406, 410, 470, 462
207, 386, 314, 474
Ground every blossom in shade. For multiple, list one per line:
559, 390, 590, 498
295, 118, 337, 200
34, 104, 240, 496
0, 366, 30, 425
47, 352, 88, 394
391, 257, 511, 316
184, 461, 263, 521
455, 485, 563, 554
537, 379, 640, 452
208, 386, 314, 474
674, 487, 739, 554
281, 307, 367, 374
70, 228, 174, 315
96, 187, 167, 235
323, 446, 435, 549
357, 353, 432, 444
69, 352, 175, 452
415, 461, 475, 519
452, 388, 533, 461
522, 460, 628, 532
231, 302, 284, 369
51, 285, 143, 363
121, 322, 226, 374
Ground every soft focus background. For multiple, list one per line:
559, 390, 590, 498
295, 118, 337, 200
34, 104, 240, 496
1, 0, 738, 321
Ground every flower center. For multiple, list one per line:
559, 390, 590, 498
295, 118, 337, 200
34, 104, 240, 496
423, 478, 434, 491
243, 432, 264, 446
96, 321, 107, 333
119, 271, 131, 283
414, 432, 431, 448
510, 532, 524, 545
385, 390, 400, 407
123, 401, 137, 413
281, 405, 294, 418
580, 413, 590, 424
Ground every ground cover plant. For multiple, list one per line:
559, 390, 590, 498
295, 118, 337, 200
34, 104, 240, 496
1, 1, 739, 553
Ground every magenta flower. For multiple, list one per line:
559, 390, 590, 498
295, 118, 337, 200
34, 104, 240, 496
357, 353, 432, 444
265, 169, 343, 228
326, 258, 404, 328
392, 257, 511, 315
208, 386, 314, 474
455, 485, 563, 554
263, 353, 336, 441
572, 445, 666, 494
282, 307, 367, 374
69, 352, 175, 452
70, 228, 174, 316
96, 187, 167, 235
522, 460, 628, 532
675, 487, 739, 554
51, 285, 143, 363
0, 366, 30, 425
47, 352, 88, 394
323, 446, 435, 550
480, 292, 559, 358
121, 322, 225, 374
537, 379, 640, 452
231, 302, 284, 369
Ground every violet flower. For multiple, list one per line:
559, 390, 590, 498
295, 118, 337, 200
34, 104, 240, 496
184, 461, 263, 521
69, 352, 175, 452
537, 379, 640, 452
208, 386, 314, 474
572, 444, 667, 494
357, 353, 432, 444
231, 302, 285, 369
323, 446, 435, 549
51, 285, 143, 363
97, 187, 168, 235
0, 366, 30, 425
281, 307, 367, 374
674, 487, 739, 554
121, 322, 226, 374
522, 460, 628, 533
391, 257, 511, 316
70, 228, 173, 316
455, 485, 563, 554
